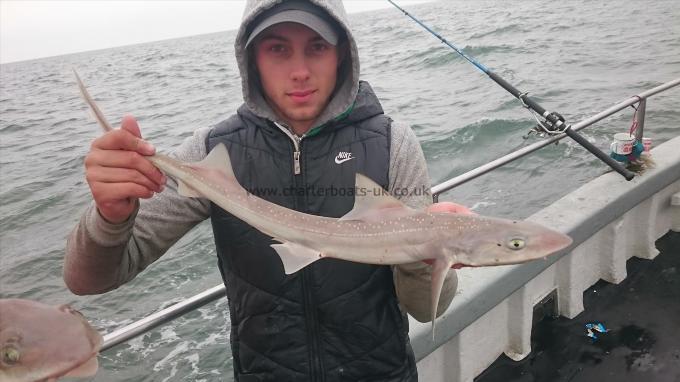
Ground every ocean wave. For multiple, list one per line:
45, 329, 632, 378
0, 123, 25, 132
422, 118, 531, 160
133, 71, 168, 79
469, 24, 528, 39
51, 117, 79, 127
460, 44, 514, 56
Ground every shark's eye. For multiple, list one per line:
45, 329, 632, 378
1, 345, 20, 366
507, 238, 525, 250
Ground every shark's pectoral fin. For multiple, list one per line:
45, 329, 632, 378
339, 173, 418, 222
430, 257, 454, 340
271, 242, 322, 274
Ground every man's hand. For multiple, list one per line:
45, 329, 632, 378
426, 201, 473, 215
425, 201, 475, 269
84, 115, 166, 224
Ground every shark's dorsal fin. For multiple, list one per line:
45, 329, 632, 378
339, 173, 416, 222
178, 143, 234, 197
202, 143, 235, 177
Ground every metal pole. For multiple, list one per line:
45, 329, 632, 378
101, 284, 226, 352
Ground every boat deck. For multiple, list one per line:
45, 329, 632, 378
477, 230, 680, 382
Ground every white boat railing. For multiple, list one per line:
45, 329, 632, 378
100, 77, 680, 352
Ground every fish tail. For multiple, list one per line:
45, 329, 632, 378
73, 69, 114, 132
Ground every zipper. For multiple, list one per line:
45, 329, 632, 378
293, 139, 301, 175
273, 121, 323, 380
302, 268, 324, 381
274, 122, 304, 175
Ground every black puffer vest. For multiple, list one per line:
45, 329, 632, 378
206, 82, 417, 382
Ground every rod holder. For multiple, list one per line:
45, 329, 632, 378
634, 98, 647, 141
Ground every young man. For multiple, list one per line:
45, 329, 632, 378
65, 0, 466, 380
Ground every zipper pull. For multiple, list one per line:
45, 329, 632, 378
293, 150, 301, 175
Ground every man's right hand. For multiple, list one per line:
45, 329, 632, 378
84, 115, 167, 224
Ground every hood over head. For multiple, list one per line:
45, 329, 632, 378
235, 0, 360, 130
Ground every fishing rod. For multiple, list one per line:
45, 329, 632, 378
388, 0, 636, 181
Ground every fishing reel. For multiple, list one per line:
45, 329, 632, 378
521, 94, 567, 140
524, 115, 566, 139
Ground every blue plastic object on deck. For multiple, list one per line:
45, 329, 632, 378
585, 322, 610, 340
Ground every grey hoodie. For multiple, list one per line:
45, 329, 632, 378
236, 0, 360, 130
64, 0, 456, 328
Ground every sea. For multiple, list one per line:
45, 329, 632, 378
1, 1, 679, 381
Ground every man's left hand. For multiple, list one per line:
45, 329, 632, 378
426, 201, 473, 215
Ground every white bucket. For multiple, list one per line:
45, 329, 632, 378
610, 133, 634, 155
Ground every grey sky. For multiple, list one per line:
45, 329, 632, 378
0, 1, 429, 64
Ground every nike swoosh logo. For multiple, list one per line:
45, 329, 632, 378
335, 156, 355, 164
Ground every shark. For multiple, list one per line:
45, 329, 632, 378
0, 299, 102, 382
74, 70, 573, 335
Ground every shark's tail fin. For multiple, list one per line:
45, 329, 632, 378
73, 69, 114, 132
